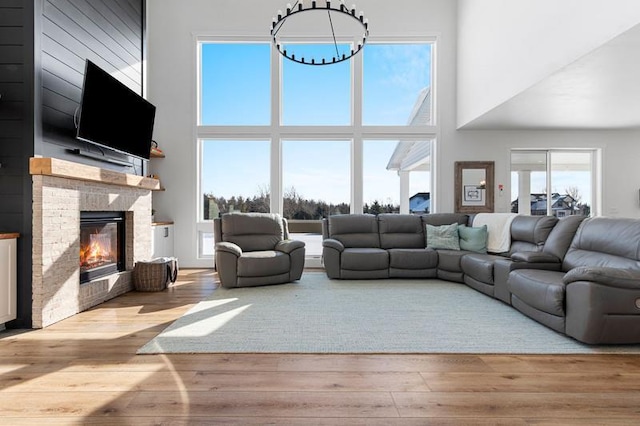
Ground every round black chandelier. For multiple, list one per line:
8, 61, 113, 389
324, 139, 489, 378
270, 0, 369, 66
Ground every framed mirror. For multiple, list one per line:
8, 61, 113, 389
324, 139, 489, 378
454, 161, 495, 213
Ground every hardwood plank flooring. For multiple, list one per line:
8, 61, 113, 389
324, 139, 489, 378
1, 269, 640, 424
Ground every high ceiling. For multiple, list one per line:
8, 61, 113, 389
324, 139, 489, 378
459, 22, 640, 130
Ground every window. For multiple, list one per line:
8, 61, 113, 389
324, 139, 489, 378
200, 140, 270, 219
197, 40, 436, 261
200, 43, 270, 125
198, 140, 270, 258
363, 44, 432, 125
363, 140, 400, 213
282, 44, 351, 125
282, 140, 351, 219
510, 150, 596, 217
365, 139, 433, 214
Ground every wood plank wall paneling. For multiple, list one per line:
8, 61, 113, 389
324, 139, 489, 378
0, 0, 29, 215
40, 0, 144, 168
0, 8, 22, 26
0, 0, 34, 328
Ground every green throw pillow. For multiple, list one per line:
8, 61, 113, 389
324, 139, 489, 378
426, 223, 460, 250
458, 224, 488, 253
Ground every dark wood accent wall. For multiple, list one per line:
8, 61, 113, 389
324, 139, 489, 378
40, 0, 145, 172
0, 0, 144, 328
0, 0, 36, 328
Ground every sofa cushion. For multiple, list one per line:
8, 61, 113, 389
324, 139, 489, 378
341, 248, 389, 271
436, 249, 467, 273
563, 217, 640, 271
328, 214, 381, 248
378, 214, 425, 249
508, 215, 558, 254
458, 224, 488, 253
426, 223, 460, 250
509, 269, 567, 316
388, 248, 438, 270
237, 250, 290, 277
461, 253, 503, 284
542, 215, 586, 260
221, 213, 284, 251
422, 213, 469, 226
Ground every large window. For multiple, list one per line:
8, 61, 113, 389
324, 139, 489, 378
510, 150, 596, 217
197, 40, 436, 261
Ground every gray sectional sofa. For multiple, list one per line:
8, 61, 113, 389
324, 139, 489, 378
321, 213, 640, 345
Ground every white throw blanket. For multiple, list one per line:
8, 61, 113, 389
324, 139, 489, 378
473, 213, 518, 253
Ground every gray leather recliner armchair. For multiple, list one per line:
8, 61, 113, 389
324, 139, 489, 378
214, 213, 305, 288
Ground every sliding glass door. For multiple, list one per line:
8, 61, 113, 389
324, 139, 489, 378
510, 150, 596, 217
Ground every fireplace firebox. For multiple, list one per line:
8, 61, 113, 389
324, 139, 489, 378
79, 211, 126, 283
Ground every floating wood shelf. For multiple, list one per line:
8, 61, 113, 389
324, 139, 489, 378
152, 221, 174, 226
0, 233, 19, 240
29, 157, 161, 191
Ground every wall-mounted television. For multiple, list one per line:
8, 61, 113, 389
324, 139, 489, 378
76, 59, 156, 160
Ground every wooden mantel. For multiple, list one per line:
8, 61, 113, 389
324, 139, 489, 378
30, 157, 161, 191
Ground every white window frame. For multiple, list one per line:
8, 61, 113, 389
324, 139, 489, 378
195, 35, 439, 260
510, 148, 601, 217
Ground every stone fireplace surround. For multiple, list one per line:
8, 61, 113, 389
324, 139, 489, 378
30, 158, 160, 328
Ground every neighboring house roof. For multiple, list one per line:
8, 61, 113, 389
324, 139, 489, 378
514, 193, 577, 212
410, 192, 430, 212
406, 87, 432, 127
386, 87, 432, 172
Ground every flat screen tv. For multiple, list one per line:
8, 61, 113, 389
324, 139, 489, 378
76, 59, 156, 160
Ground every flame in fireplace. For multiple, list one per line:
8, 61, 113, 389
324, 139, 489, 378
80, 232, 114, 269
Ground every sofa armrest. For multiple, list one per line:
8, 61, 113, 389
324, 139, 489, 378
511, 251, 561, 264
563, 266, 640, 289
275, 239, 305, 254
322, 238, 345, 252
215, 241, 242, 257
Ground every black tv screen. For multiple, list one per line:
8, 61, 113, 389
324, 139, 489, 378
76, 60, 156, 160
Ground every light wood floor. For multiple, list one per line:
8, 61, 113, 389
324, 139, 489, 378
1, 269, 640, 425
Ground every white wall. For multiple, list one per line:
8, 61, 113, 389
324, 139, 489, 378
457, 0, 640, 128
147, 0, 640, 267
146, 0, 458, 267
447, 129, 640, 218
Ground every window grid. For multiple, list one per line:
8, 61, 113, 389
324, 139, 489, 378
196, 38, 437, 259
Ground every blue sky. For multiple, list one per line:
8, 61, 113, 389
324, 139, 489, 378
199, 42, 594, 213
200, 42, 433, 206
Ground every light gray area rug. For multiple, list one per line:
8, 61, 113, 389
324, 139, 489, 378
138, 273, 640, 354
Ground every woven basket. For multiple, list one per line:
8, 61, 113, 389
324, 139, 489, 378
133, 259, 170, 292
